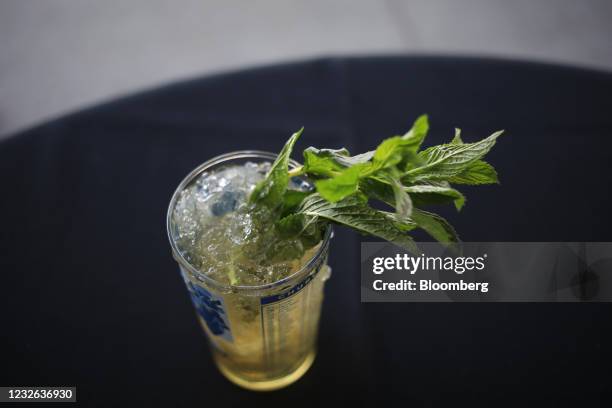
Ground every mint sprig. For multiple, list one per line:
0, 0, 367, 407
249, 115, 503, 261
249, 127, 303, 210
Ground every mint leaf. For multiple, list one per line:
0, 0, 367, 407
359, 178, 460, 242
280, 189, 311, 217
448, 160, 499, 185
405, 182, 466, 210
411, 209, 459, 244
286, 193, 418, 252
314, 163, 370, 202
405, 130, 503, 183
276, 212, 324, 243
373, 137, 405, 168
401, 114, 429, 151
361, 178, 465, 211
372, 115, 429, 171
387, 174, 413, 218
249, 127, 303, 209
337, 151, 375, 166
303, 146, 374, 169
276, 211, 324, 243
302, 147, 346, 177
265, 211, 326, 263
445, 128, 499, 185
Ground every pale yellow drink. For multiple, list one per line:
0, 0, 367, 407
183, 254, 330, 390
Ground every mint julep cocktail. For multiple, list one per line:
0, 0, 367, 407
168, 152, 331, 391
167, 116, 503, 391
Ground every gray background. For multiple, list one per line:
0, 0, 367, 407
1, 0, 611, 139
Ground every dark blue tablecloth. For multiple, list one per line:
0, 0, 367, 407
1, 56, 611, 405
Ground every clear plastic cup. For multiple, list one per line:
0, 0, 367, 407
167, 151, 332, 391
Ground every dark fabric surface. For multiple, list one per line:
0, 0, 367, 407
1, 56, 612, 405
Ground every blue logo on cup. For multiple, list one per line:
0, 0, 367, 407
187, 281, 233, 341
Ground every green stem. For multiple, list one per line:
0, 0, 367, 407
288, 165, 305, 178
227, 255, 238, 285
